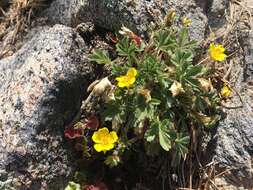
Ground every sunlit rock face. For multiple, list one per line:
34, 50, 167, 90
0, 24, 94, 189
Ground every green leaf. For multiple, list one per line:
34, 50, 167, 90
185, 78, 200, 87
154, 30, 177, 52
178, 28, 189, 47
145, 122, 159, 142
159, 119, 172, 151
116, 37, 137, 56
102, 100, 124, 122
175, 133, 190, 156
185, 65, 208, 78
183, 40, 197, 49
149, 98, 161, 106
89, 49, 111, 64
111, 64, 126, 75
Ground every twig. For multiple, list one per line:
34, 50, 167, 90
197, 56, 209, 65
222, 60, 233, 80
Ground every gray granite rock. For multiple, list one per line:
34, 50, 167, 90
0, 24, 95, 190
168, 0, 208, 41
43, 0, 92, 26
44, 0, 208, 41
91, 0, 168, 37
207, 0, 229, 29
211, 91, 253, 188
205, 25, 253, 188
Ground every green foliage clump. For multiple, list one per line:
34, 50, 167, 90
88, 19, 220, 167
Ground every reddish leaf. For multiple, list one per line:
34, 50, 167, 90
64, 128, 83, 139
85, 116, 99, 130
131, 34, 142, 48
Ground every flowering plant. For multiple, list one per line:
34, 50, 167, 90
65, 14, 226, 189
88, 19, 222, 167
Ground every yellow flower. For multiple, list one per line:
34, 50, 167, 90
92, 127, 118, 153
209, 43, 227, 62
221, 85, 232, 98
169, 81, 185, 97
116, 67, 137, 88
182, 17, 192, 26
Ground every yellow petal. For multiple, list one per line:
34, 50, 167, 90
221, 86, 232, 98
127, 67, 137, 77
215, 53, 226, 62
209, 43, 227, 62
94, 144, 104, 152
92, 131, 101, 143
217, 45, 225, 52
127, 76, 136, 86
94, 143, 114, 152
103, 143, 115, 151
92, 127, 109, 143
165, 9, 176, 26
116, 76, 125, 82
117, 78, 128, 88
116, 75, 136, 88
109, 131, 118, 143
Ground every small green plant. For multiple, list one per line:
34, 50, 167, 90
86, 16, 221, 167
64, 11, 230, 190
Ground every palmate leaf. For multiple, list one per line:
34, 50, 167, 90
171, 49, 193, 67
116, 37, 137, 56
174, 133, 190, 156
101, 100, 125, 123
171, 133, 190, 166
178, 28, 197, 49
89, 49, 111, 64
159, 119, 173, 151
154, 30, 177, 52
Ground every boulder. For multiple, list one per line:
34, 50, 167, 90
207, 0, 229, 29
44, 0, 208, 41
43, 0, 92, 26
205, 24, 253, 189
168, 0, 208, 41
0, 24, 95, 190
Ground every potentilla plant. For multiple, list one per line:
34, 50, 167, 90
66, 12, 226, 174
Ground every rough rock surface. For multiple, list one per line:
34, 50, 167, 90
44, 0, 209, 41
91, 0, 169, 37
207, 0, 229, 29
0, 24, 94, 189
43, 0, 92, 26
168, 0, 208, 41
210, 85, 253, 188
205, 22, 253, 189
0, 0, 252, 189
